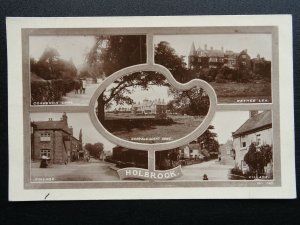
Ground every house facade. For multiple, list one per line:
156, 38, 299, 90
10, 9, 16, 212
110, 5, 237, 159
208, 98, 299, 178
31, 112, 82, 164
188, 42, 252, 71
131, 98, 167, 115
232, 111, 272, 172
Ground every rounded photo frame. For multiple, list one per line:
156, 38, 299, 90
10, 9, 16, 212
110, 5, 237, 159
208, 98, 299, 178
89, 63, 217, 151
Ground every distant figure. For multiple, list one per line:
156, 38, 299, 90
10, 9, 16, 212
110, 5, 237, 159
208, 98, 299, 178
74, 80, 81, 94
82, 79, 87, 94
203, 174, 208, 180
40, 155, 48, 168
79, 79, 83, 94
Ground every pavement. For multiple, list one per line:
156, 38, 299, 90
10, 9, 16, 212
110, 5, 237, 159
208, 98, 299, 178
177, 159, 233, 181
61, 81, 102, 105
31, 159, 119, 182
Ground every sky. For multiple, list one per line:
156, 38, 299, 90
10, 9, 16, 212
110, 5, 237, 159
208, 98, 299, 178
105, 85, 174, 109
29, 36, 96, 67
30, 112, 116, 151
154, 34, 272, 64
210, 111, 249, 144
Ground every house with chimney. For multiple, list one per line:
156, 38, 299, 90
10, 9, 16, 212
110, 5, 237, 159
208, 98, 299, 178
232, 111, 272, 172
31, 112, 82, 164
131, 98, 167, 115
188, 42, 252, 71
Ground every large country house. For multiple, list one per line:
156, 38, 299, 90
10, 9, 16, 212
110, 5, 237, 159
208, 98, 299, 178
232, 111, 272, 172
31, 112, 82, 164
131, 98, 167, 115
188, 42, 269, 71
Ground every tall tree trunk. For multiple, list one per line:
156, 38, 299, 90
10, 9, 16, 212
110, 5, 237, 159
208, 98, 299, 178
97, 92, 105, 123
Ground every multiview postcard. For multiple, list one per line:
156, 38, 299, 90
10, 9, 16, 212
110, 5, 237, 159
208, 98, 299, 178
7, 15, 296, 200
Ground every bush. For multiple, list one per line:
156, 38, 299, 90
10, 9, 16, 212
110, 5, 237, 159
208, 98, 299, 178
31, 79, 64, 103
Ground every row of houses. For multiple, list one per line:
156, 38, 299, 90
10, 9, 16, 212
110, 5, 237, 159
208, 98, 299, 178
188, 42, 271, 71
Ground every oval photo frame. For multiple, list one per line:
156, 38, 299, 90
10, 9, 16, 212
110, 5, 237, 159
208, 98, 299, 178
89, 64, 217, 151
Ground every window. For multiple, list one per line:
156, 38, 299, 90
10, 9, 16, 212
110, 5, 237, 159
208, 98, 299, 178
242, 142, 246, 148
40, 132, 51, 141
198, 58, 201, 62
256, 134, 261, 146
242, 55, 246, 59
40, 149, 51, 158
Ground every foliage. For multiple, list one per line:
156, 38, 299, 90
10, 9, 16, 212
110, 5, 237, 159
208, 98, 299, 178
197, 125, 219, 154
244, 143, 273, 175
168, 87, 209, 116
86, 35, 146, 76
30, 47, 78, 103
84, 142, 104, 158
31, 79, 64, 103
155, 41, 188, 83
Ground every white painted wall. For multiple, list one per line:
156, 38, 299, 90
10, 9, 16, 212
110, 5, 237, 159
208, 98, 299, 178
233, 128, 273, 170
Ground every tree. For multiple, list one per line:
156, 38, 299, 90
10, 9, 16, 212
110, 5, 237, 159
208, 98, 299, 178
97, 71, 167, 122
86, 35, 147, 122
169, 87, 209, 116
197, 125, 219, 154
155, 41, 188, 83
88, 39, 207, 122
244, 144, 273, 176
31, 47, 77, 80
244, 143, 265, 176
84, 142, 104, 158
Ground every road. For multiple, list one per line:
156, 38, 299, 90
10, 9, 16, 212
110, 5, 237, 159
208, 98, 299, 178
177, 160, 233, 181
31, 158, 233, 182
31, 159, 119, 182
61, 81, 102, 105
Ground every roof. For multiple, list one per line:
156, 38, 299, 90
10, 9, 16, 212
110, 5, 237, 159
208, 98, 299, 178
189, 42, 197, 56
32, 120, 69, 132
207, 49, 224, 57
232, 111, 272, 137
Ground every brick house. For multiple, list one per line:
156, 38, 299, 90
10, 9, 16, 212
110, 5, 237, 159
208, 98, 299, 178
31, 112, 82, 164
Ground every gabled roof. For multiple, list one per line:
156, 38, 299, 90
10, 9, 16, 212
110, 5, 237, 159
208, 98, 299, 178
189, 42, 197, 56
232, 111, 272, 137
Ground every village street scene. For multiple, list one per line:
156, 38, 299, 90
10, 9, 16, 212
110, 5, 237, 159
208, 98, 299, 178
30, 110, 273, 182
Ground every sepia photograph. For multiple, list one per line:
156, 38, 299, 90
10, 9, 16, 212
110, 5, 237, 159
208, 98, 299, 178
7, 15, 296, 200
30, 112, 148, 182
30, 35, 146, 105
154, 34, 272, 103
96, 72, 210, 144
155, 110, 273, 181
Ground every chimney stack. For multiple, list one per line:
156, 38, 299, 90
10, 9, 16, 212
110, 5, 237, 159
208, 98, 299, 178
62, 112, 68, 123
249, 110, 259, 118
210, 46, 213, 50
205, 44, 207, 50
69, 126, 73, 135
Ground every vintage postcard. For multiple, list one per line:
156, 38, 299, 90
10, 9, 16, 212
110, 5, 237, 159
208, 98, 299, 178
7, 15, 296, 200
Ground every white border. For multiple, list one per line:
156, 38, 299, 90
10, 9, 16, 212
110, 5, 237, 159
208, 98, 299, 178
7, 15, 296, 200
